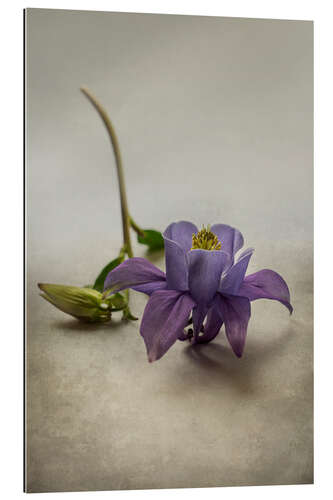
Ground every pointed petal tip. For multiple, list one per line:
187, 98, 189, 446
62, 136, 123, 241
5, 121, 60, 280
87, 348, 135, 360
239, 269, 293, 316
231, 343, 244, 358
148, 352, 157, 363
143, 331, 160, 363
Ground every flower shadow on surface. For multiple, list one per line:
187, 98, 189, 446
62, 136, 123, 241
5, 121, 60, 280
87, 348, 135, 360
51, 317, 127, 334
179, 325, 295, 395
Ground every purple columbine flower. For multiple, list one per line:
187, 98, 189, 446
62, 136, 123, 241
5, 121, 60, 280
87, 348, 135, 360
104, 221, 292, 362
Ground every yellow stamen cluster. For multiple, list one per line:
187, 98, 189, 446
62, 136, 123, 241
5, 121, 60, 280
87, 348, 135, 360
191, 225, 222, 251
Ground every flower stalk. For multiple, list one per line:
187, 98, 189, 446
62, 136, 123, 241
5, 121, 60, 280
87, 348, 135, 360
81, 87, 138, 319
39, 88, 164, 324
80, 87, 133, 258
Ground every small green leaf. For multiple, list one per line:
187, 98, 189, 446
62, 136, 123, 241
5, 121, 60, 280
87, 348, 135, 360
93, 257, 122, 292
108, 292, 127, 310
137, 229, 164, 251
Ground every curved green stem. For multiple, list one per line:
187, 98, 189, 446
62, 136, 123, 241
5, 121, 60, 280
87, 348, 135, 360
129, 217, 145, 237
80, 87, 133, 258
118, 244, 127, 261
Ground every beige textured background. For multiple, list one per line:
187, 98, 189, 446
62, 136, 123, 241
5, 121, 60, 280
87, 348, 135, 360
25, 9, 313, 493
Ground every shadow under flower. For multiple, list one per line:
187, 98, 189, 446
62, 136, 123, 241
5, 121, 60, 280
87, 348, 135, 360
51, 316, 128, 333
179, 325, 295, 395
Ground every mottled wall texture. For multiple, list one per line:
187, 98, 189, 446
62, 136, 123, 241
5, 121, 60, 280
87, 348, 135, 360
25, 9, 313, 493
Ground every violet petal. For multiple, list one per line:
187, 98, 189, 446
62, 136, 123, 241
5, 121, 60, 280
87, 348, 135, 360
103, 257, 166, 296
140, 290, 196, 362
164, 221, 198, 252
238, 269, 293, 314
163, 237, 189, 291
220, 248, 254, 295
197, 298, 224, 343
211, 224, 244, 267
188, 249, 227, 306
162, 221, 198, 291
215, 293, 251, 357
132, 281, 168, 295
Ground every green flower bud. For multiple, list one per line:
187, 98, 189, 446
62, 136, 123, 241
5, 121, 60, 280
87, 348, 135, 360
38, 283, 114, 323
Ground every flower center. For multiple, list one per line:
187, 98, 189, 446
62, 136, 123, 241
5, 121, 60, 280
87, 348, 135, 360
191, 225, 222, 251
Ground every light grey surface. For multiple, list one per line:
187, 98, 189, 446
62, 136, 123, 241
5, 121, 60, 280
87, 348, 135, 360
25, 9, 313, 493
